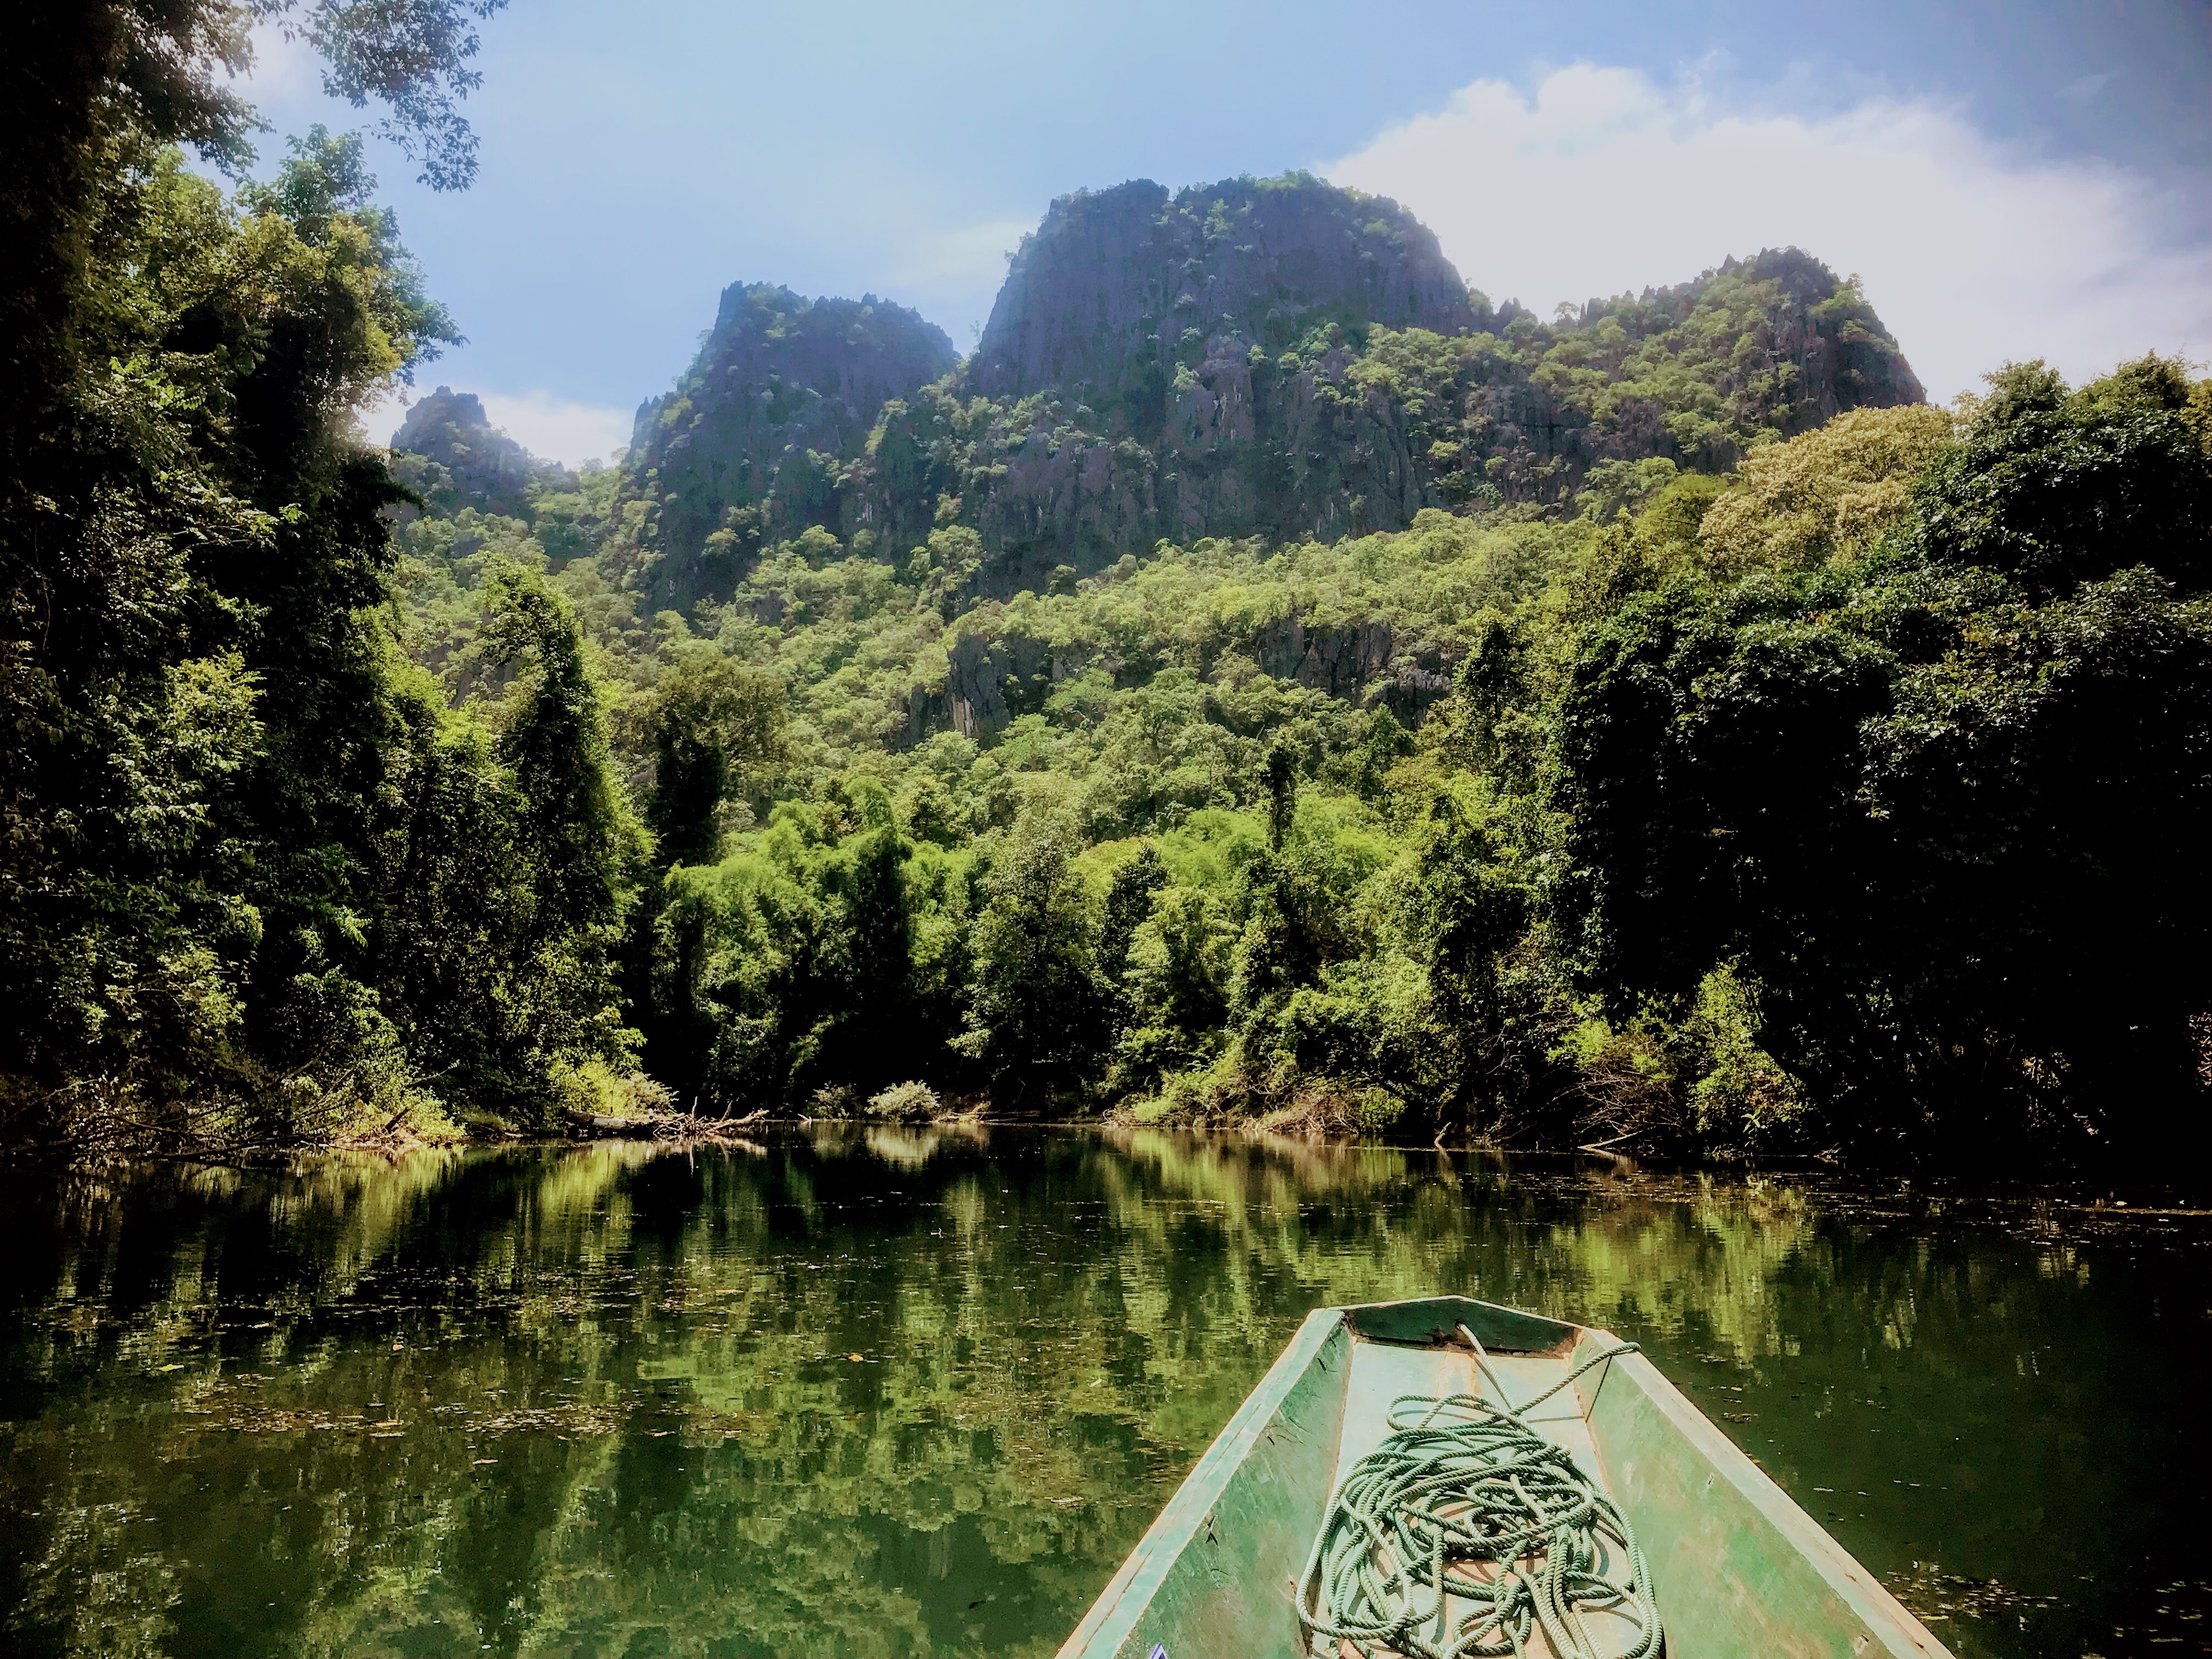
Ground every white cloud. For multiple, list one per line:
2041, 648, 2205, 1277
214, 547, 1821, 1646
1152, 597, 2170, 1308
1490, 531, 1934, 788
1323, 65, 2212, 402
475, 390, 633, 468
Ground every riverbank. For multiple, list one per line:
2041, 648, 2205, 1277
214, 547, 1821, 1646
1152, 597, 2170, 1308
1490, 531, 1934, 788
7, 1058, 2191, 1178
84, 1105, 2164, 1192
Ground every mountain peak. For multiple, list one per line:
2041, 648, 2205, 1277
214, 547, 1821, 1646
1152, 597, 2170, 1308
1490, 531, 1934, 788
623, 285, 960, 594
970, 172, 1477, 408
390, 386, 566, 518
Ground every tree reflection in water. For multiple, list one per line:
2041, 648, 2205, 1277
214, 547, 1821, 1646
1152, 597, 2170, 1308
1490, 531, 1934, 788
0, 1130, 2206, 1659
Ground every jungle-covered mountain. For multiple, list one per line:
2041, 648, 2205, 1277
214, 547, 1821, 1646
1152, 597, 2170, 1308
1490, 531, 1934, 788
390, 386, 577, 518
6, 0, 2201, 1180
617, 174, 1924, 611
373, 171, 2209, 1167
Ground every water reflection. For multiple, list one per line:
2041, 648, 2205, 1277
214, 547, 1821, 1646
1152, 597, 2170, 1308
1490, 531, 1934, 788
0, 1131, 2207, 1658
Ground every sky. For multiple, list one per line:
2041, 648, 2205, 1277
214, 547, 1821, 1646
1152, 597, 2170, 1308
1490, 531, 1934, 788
229, 1, 2212, 465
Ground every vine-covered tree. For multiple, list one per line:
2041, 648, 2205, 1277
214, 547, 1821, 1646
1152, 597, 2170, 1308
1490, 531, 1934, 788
955, 816, 1110, 1108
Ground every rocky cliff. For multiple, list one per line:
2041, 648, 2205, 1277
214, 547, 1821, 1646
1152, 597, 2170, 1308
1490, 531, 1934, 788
607, 176, 1925, 616
842, 241, 1921, 602
389, 387, 568, 518
969, 173, 1480, 410
613, 176, 1499, 607
625, 285, 958, 605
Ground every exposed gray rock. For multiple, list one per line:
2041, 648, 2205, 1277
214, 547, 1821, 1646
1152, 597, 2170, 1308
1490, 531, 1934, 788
627, 286, 958, 607
1251, 615, 1399, 699
389, 387, 568, 519
969, 175, 1478, 407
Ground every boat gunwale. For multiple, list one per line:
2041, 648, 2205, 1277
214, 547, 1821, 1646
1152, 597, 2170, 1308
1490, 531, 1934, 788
1571, 1328, 1953, 1659
1056, 1294, 1957, 1659
1053, 1304, 1345, 1659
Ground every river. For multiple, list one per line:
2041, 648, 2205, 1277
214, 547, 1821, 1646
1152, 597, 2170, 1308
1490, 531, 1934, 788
1, 1129, 2207, 1658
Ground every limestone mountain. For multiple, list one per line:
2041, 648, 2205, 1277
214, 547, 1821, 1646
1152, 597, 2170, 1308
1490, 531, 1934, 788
968, 174, 1480, 407
389, 387, 571, 519
597, 174, 1922, 611
625, 285, 959, 604
390, 176, 1925, 626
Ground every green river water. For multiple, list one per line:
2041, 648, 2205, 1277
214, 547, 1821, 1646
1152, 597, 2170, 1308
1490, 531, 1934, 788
1, 1129, 2208, 1659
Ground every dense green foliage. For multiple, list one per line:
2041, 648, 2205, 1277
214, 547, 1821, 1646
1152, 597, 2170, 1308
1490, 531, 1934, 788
0, 2, 648, 1153
380, 355, 2210, 1161
8, 8, 2204, 1165
1557, 361, 2212, 1152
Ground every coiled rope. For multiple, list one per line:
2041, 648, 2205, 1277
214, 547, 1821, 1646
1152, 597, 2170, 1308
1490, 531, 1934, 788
1295, 1327, 1662, 1659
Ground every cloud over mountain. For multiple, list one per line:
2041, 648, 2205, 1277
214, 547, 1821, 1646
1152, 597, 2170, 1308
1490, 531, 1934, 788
1325, 64, 2211, 399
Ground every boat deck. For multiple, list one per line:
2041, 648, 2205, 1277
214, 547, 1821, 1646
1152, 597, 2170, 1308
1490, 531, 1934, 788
1323, 1337, 1643, 1659
1058, 1296, 1950, 1659
1330, 1341, 1612, 1497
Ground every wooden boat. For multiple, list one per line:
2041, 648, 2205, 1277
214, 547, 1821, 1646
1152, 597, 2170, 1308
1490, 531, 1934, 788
1057, 1295, 1952, 1659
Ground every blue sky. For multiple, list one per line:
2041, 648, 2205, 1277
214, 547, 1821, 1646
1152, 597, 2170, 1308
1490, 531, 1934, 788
231, 1, 2212, 463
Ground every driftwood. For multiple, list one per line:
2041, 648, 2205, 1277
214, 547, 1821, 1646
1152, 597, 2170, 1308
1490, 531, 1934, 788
1576, 1128, 1646, 1154
562, 1107, 768, 1141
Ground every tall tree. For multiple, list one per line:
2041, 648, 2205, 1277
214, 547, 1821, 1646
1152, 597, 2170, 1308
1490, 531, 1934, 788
641, 656, 788, 865
0, 0, 533, 1152
955, 816, 1109, 1107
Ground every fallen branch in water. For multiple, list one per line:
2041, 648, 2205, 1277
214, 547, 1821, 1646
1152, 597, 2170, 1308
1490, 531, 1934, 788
562, 1107, 769, 1141
1577, 1128, 1646, 1154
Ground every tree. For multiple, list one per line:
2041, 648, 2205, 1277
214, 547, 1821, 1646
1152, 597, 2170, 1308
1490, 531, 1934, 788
3, 0, 501, 461
641, 656, 788, 865
1263, 738, 1297, 850
0, 0, 513, 1153
955, 816, 1109, 1106
1389, 791, 1547, 1136
1554, 357, 2212, 1155
356, 566, 646, 1128
1904, 356, 2210, 598
1114, 888, 1230, 1091
0, 134, 464, 1146
482, 563, 642, 969
261, 0, 509, 192
830, 822, 918, 1091
1097, 843, 1168, 1012
1699, 404, 1956, 577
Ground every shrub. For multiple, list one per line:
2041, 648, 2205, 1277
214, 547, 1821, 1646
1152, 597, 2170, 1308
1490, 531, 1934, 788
808, 1084, 859, 1120
867, 1080, 942, 1121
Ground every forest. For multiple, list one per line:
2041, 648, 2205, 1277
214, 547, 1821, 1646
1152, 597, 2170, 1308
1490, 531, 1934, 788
5, 2, 2209, 1168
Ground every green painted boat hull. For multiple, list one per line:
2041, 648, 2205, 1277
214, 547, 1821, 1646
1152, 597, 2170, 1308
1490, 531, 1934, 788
1057, 1296, 1951, 1659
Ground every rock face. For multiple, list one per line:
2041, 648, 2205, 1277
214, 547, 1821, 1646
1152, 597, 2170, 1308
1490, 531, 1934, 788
603, 178, 1928, 740
896, 593, 1464, 751
969, 174, 1479, 410
628, 285, 958, 605
616, 177, 1495, 608
839, 325, 1442, 594
390, 387, 565, 518
817, 177, 1498, 594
